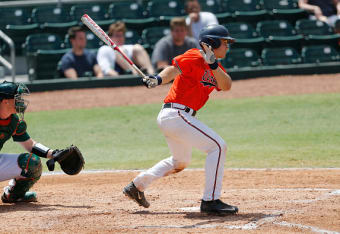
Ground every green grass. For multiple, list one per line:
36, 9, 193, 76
2, 93, 340, 170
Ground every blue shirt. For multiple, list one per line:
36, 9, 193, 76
60, 49, 98, 77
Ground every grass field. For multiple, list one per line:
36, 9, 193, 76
3, 92, 340, 170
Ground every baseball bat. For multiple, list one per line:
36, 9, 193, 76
81, 14, 147, 80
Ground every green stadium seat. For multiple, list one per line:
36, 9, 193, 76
301, 45, 340, 64
295, 19, 340, 47
0, 7, 38, 55
222, 48, 261, 69
23, 33, 63, 54
225, 22, 265, 53
146, 0, 185, 26
124, 29, 142, 45
257, 20, 303, 49
262, 0, 307, 23
70, 3, 112, 30
108, 2, 153, 32
31, 6, 77, 36
142, 26, 171, 53
261, 47, 302, 65
198, 0, 232, 24
222, 0, 267, 25
26, 48, 68, 80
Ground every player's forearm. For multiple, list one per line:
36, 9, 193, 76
158, 66, 180, 84
212, 67, 232, 91
19, 139, 54, 159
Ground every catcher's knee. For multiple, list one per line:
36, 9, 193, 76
4, 153, 42, 200
17, 153, 42, 180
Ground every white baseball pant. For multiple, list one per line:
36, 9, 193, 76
133, 103, 227, 201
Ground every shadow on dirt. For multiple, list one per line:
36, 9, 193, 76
0, 203, 93, 213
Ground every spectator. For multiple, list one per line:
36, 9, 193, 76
298, 0, 340, 27
151, 17, 199, 71
97, 22, 154, 76
185, 0, 219, 41
60, 26, 103, 79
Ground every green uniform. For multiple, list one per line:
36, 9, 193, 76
0, 114, 42, 202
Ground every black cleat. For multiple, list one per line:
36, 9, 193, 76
200, 199, 238, 215
123, 182, 150, 208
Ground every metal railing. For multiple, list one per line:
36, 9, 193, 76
0, 30, 16, 82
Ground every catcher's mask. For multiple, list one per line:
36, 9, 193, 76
0, 81, 30, 119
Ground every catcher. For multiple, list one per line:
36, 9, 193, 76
0, 81, 84, 203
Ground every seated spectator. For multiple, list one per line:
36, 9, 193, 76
60, 26, 103, 79
298, 0, 340, 27
185, 0, 219, 41
97, 22, 154, 76
151, 17, 199, 71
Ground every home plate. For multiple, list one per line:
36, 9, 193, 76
180, 207, 200, 211
330, 190, 340, 195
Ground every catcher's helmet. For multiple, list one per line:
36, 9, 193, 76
0, 81, 30, 118
199, 24, 235, 49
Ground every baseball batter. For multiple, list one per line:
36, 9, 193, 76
124, 24, 238, 215
0, 81, 84, 203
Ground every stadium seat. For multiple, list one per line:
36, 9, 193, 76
0, 7, 38, 55
261, 47, 302, 66
108, 2, 153, 32
23, 33, 63, 54
225, 22, 265, 53
295, 19, 340, 47
222, 48, 261, 69
70, 3, 112, 29
31, 6, 77, 36
198, 0, 232, 23
257, 20, 303, 50
146, 0, 185, 26
124, 29, 142, 45
142, 26, 171, 53
26, 48, 68, 80
262, 0, 307, 23
301, 45, 340, 64
222, 0, 267, 25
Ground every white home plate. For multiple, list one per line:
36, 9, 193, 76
330, 190, 340, 195
180, 207, 200, 211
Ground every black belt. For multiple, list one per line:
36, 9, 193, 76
163, 103, 197, 116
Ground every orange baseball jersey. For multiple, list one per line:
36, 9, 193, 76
164, 48, 225, 111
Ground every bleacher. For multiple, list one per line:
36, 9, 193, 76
0, 0, 339, 85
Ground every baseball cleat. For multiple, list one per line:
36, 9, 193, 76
123, 182, 150, 208
200, 199, 238, 215
1, 191, 37, 203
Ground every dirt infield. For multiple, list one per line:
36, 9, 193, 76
0, 169, 339, 233
1, 74, 340, 233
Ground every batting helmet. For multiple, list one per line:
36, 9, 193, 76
198, 24, 235, 49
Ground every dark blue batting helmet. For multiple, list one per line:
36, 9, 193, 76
198, 24, 235, 49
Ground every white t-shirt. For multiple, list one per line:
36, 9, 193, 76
97, 45, 134, 75
186, 12, 219, 41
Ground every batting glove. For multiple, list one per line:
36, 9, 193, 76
142, 75, 162, 89
200, 42, 218, 70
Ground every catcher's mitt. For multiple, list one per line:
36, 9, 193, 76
46, 145, 85, 175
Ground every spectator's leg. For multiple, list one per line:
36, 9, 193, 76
132, 44, 155, 75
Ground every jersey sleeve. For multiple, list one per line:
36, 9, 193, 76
12, 120, 30, 142
172, 54, 194, 75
